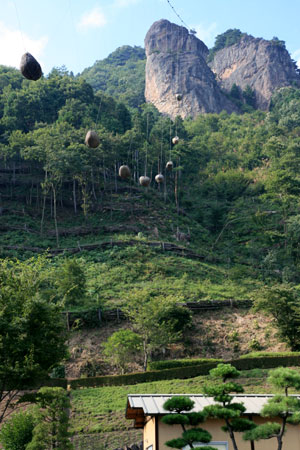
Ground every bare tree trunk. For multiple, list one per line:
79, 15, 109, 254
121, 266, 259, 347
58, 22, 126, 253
143, 340, 148, 372
226, 420, 239, 450
41, 194, 46, 236
73, 179, 77, 214
114, 162, 118, 193
40, 170, 48, 236
52, 185, 59, 247
91, 169, 97, 200
277, 416, 287, 450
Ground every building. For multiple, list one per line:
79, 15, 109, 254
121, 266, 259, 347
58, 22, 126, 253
125, 394, 300, 450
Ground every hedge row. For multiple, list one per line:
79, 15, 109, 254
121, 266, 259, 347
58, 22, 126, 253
231, 354, 300, 371
69, 362, 219, 389
69, 352, 300, 389
148, 358, 223, 371
17, 378, 68, 390
239, 351, 300, 359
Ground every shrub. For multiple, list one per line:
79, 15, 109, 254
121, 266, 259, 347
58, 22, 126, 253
157, 304, 193, 333
103, 329, 142, 374
0, 411, 35, 450
50, 365, 65, 379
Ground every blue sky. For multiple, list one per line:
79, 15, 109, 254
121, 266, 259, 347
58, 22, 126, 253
1, 0, 300, 75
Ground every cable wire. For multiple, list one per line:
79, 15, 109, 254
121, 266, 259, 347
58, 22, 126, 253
166, 0, 190, 30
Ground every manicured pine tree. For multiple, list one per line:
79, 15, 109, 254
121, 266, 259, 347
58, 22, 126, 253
162, 396, 217, 450
202, 364, 256, 450
244, 367, 300, 450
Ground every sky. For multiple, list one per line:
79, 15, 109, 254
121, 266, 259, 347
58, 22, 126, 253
1, 0, 300, 76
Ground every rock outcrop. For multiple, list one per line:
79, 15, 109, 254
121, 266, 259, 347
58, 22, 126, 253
145, 20, 300, 117
209, 35, 300, 110
144, 19, 236, 119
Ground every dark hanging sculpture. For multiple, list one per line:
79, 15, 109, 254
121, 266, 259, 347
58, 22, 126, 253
139, 176, 151, 187
119, 165, 131, 179
85, 130, 100, 148
166, 161, 173, 171
176, 93, 182, 101
155, 173, 164, 183
172, 136, 179, 145
20, 52, 42, 81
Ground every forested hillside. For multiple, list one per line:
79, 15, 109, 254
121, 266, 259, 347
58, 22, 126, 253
80, 45, 146, 108
2, 46, 300, 449
1, 63, 300, 288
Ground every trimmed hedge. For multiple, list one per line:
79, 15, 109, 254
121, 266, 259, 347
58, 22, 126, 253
148, 358, 222, 371
69, 362, 220, 389
232, 354, 300, 371
18, 378, 68, 390
66, 353, 300, 389
239, 351, 300, 359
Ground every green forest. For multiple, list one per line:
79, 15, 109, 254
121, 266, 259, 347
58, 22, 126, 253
2, 42, 300, 449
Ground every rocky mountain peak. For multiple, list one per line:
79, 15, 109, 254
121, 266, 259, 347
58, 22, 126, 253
144, 19, 236, 119
144, 20, 300, 117
209, 33, 300, 110
145, 19, 208, 57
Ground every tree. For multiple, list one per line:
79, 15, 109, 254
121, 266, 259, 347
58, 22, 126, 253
162, 396, 217, 450
0, 410, 35, 450
243, 85, 256, 108
202, 364, 256, 450
123, 292, 182, 370
244, 368, 300, 450
254, 285, 300, 350
103, 329, 142, 374
56, 259, 87, 307
24, 387, 73, 450
0, 257, 68, 424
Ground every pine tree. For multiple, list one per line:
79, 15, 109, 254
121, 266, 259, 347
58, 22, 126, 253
244, 367, 300, 450
202, 364, 256, 450
162, 396, 217, 450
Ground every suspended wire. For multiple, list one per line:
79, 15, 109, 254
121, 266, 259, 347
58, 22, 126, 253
160, 119, 164, 172
145, 113, 149, 176
169, 122, 172, 161
13, 1, 26, 52
166, 0, 190, 30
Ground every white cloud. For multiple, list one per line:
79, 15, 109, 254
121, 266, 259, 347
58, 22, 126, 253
0, 21, 47, 69
77, 7, 107, 31
192, 22, 218, 47
292, 49, 300, 69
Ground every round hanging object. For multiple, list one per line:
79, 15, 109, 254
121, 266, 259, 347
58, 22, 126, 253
172, 136, 179, 145
166, 161, 174, 171
119, 165, 131, 179
20, 53, 42, 81
155, 173, 164, 184
139, 176, 151, 187
85, 130, 100, 148
176, 93, 182, 101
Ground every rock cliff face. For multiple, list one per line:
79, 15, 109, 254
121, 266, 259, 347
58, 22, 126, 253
209, 35, 300, 110
145, 20, 300, 117
144, 19, 236, 119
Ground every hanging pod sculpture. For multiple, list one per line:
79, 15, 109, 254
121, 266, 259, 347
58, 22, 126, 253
139, 176, 151, 187
155, 173, 164, 184
20, 53, 42, 81
119, 165, 131, 179
85, 130, 100, 148
172, 136, 179, 145
166, 161, 174, 171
